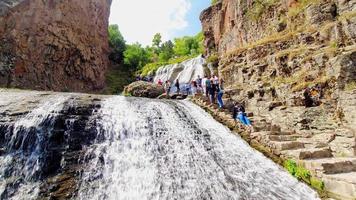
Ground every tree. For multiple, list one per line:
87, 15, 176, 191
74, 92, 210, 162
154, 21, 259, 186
173, 32, 204, 56
152, 33, 162, 48
158, 40, 174, 62
108, 24, 126, 63
173, 37, 191, 56
123, 43, 149, 69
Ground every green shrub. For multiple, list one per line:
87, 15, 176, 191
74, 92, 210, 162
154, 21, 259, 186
284, 159, 297, 176
311, 177, 325, 191
207, 54, 219, 63
284, 159, 324, 192
295, 166, 311, 183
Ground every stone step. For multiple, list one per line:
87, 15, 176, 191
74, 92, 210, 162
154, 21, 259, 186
268, 135, 299, 142
271, 141, 305, 151
272, 131, 296, 136
282, 147, 333, 160
250, 131, 271, 140
323, 172, 356, 200
301, 158, 356, 175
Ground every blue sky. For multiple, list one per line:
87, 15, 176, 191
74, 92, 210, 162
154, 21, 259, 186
109, 0, 210, 46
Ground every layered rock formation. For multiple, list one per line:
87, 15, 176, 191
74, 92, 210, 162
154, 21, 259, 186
0, 0, 111, 92
201, 0, 356, 199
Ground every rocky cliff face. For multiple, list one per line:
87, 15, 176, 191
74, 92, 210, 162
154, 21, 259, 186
0, 0, 111, 92
201, 0, 356, 199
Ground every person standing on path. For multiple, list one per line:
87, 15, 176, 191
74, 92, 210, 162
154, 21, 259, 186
175, 79, 180, 94
164, 81, 171, 98
202, 76, 207, 96
217, 83, 224, 109
191, 80, 198, 96
210, 77, 216, 103
196, 75, 202, 94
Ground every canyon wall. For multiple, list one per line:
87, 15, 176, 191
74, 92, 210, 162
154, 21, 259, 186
201, 0, 356, 130
0, 0, 111, 92
201, 0, 356, 199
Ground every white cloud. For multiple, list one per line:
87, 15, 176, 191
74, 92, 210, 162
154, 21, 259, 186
109, 0, 191, 46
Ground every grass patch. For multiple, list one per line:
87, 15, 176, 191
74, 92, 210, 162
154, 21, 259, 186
292, 75, 330, 92
284, 159, 324, 191
269, 69, 308, 87
266, 69, 331, 92
345, 81, 356, 91
247, 0, 280, 21
274, 45, 308, 60
338, 11, 356, 21
287, 0, 321, 18
224, 23, 320, 59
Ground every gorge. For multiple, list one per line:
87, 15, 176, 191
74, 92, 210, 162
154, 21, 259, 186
0, 0, 355, 199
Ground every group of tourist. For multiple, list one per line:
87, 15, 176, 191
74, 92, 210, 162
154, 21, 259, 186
197, 75, 225, 108
157, 75, 253, 131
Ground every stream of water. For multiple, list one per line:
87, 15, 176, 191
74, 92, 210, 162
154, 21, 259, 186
154, 55, 205, 84
77, 96, 319, 200
0, 94, 320, 200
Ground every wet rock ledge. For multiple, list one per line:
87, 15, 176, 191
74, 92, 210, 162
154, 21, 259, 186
0, 89, 107, 199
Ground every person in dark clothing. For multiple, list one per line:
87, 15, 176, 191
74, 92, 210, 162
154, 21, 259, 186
304, 88, 313, 107
196, 75, 202, 88
205, 77, 212, 99
217, 84, 224, 108
232, 103, 253, 131
175, 79, 180, 94
209, 77, 216, 103
209, 83, 216, 104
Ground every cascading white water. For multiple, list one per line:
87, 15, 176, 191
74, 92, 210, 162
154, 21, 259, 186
77, 96, 320, 200
154, 55, 205, 84
0, 94, 70, 200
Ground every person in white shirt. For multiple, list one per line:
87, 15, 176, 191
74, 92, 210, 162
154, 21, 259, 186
201, 75, 208, 96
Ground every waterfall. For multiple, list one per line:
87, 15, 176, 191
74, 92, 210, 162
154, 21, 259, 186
0, 94, 70, 200
1, 92, 320, 199
154, 55, 205, 84
77, 96, 320, 200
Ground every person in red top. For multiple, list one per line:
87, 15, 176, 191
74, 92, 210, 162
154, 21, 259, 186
158, 79, 163, 85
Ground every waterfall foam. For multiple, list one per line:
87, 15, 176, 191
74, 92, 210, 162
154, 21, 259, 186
154, 55, 205, 84
0, 94, 70, 200
77, 96, 320, 200
0, 91, 321, 199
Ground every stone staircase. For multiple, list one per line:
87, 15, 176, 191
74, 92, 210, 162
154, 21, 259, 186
191, 97, 356, 200
250, 116, 356, 200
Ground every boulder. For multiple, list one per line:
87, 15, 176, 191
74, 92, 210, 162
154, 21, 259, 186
124, 81, 165, 98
